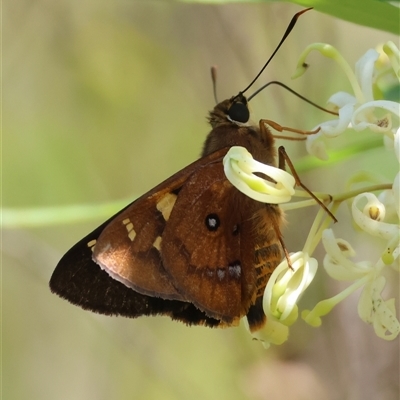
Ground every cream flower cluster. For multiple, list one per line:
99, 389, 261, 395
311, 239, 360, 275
292, 42, 400, 160
223, 41, 400, 348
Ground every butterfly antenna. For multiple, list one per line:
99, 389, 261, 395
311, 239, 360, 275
248, 81, 338, 116
211, 66, 219, 104
239, 7, 312, 96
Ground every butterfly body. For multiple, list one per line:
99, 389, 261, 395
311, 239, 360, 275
50, 93, 284, 331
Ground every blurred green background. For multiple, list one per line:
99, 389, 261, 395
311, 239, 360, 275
3, 1, 399, 399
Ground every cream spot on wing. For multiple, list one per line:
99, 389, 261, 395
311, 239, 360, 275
87, 239, 97, 252
153, 236, 162, 251
156, 193, 177, 221
122, 219, 136, 241
128, 229, 136, 241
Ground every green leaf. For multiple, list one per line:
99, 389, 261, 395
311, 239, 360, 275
179, 0, 400, 35
291, 0, 399, 34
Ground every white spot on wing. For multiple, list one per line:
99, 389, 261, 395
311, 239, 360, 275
228, 262, 241, 279
208, 217, 217, 228
217, 268, 225, 280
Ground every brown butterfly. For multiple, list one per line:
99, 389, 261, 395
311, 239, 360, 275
49, 9, 311, 333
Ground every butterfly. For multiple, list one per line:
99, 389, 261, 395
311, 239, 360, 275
49, 8, 311, 333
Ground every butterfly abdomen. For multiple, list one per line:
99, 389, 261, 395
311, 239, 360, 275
253, 204, 283, 295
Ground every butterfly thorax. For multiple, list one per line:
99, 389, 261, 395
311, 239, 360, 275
204, 94, 276, 166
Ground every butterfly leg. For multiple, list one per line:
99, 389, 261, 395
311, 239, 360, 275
277, 146, 337, 222
260, 118, 320, 141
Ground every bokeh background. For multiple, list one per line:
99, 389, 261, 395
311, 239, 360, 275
3, 1, 399, 399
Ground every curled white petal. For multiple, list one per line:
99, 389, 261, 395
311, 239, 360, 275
352, 193, 399, 239
322, 229, 372, 280
383, 41, 400, 79
373, 298, 400, 340
358, 274, 385, 324
395, 127, 400, 163
327, 91, 357, 109
263, 251, 317, 325
355, 49, 379, 102
242, 318, 289, 349
223, 146, 295, 203
306, 102, 354, 159
391, 245, 400, 271
351, 100, 400, 132
305, 131, 329, 160
319, 103, 354, 136
358, 276, 400, 340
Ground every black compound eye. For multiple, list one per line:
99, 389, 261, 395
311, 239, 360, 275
228, 102, 249, 123
205, 213, 220, 231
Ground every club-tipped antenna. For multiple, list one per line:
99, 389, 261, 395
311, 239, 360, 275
239, 7, 312, 96
210, 66, 219, 104
248, 81, 338, 116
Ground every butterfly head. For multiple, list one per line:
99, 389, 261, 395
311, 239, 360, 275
208, 92, 251, 129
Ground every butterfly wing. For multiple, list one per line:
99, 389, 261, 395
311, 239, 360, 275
50, 149, 230, 326
50, 219, 218, 326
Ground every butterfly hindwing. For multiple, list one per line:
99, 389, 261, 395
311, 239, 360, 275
92, 148, 230, 300
50, 223, 223, 327
93, 194, 183, 301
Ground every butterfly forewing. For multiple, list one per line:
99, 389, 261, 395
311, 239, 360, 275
51, 149, 232, 326
92, 148, 230, 302
93, 196, 183, 301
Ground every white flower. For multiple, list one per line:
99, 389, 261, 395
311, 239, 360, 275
245, 252, 318, 348
242, 318, 289, 350
293, 42, 400, 159
358, 276, 400, 340
223, 146, 295, 203
226, 41, 400, 345
352, 193, 399, 240
263, 251, 318, 324
302, 226, 400, 339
